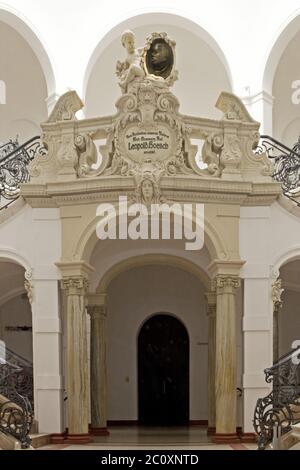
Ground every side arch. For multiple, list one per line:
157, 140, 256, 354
263, 10, 300, 95
0, 3, 56, 97
0, 247, 32, 272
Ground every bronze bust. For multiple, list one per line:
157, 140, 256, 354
145, 38, 174, 79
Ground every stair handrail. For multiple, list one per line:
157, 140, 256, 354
0, 135, 47, 211
0, 358, 33, 449
0, 344, 33, 409
255, 135, 300, 205
253, 346, 300, 449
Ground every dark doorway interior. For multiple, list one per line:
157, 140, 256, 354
138, 314, 189, 426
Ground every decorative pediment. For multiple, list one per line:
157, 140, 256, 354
23, 32, 279, 204
216, 91, 258, 123
47, 90, 84, 123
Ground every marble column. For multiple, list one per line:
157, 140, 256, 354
61, 277, 91, 443
272, 279, 284, 363
214, 275, 240, 443
87, 294, 109, 435
205, 291, 216, 435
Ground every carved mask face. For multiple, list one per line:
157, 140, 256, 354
141, 179, 154, 201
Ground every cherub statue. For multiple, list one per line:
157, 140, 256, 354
116, 30, 145, 93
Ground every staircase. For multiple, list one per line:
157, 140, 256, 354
0, 346, 34, 449
0, 136, 46, 211
253, 347, 300, 449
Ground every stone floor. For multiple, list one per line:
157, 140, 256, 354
38, 427, 258, 450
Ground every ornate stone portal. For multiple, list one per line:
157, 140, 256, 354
22, 31, 283, 442
26, 30, 276, 203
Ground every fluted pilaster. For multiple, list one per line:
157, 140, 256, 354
87, 294, 109, 435
205, 290, 217, 435
214, 275, 240, 441
61, 276, 90, 442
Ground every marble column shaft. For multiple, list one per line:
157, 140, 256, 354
215, 276, 240, 435
205, 291, 217, 431
273, 301, 281, 363
88, 304, 107, 429
61, 277, 89, 436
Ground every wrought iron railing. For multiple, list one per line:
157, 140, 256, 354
0, 136, 46, 211
0, 360, 33, 448
253, 346, 300, 449
0, 344, 33, 408
255, 135, 300, 206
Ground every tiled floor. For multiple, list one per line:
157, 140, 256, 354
38, 427, 257, 451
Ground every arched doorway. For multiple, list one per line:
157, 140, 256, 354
138, 314, 189, 426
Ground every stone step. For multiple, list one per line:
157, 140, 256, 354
30, 434, 51, 449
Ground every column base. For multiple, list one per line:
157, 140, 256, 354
50, 433, 67, 444
89, 426, 110, 436
64, 433, 92, 444
213, 433, 240, 444
239, 433, 257, 443
207, 427, 216, 436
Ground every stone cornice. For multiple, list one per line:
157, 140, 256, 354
56, 261, 95, 278
21, 176, 281, 208
208, 259, 246, 278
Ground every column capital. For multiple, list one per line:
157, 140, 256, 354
205, 291, 217, 317
87, 304, 107, 320
272, 278, 284, 310
213, 275, 240, 295
61, 277, 89, 295
87, 293, 107, 319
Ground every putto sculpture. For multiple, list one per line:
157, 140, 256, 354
116, 30, 145, 94
116, 31, 178, 93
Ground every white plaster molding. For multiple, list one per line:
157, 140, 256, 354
242, 90, 274, 107
272, 244, 300, 272
0, 247, 32, 271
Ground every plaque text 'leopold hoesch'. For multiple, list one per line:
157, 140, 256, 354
125, 129, 170, 160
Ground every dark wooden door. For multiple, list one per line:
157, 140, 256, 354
138, 314, 189, 426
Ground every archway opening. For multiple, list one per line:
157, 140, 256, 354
278, 259, 300, 358
0, 260, 33, 407
138, 313, 189, 426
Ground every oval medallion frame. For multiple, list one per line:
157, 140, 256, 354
141, 33, 177, 85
